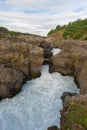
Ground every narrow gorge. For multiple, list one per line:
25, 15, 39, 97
0, 27, 87, 130
0, 48, 79, 130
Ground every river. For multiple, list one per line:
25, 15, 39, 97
0, 49, 79, 130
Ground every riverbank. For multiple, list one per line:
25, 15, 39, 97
48, 39, 87, 130
0, 27, 53, 99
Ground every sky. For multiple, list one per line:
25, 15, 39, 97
0, 0, 87, 36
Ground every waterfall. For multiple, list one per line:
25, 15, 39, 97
0, 49, 79, 130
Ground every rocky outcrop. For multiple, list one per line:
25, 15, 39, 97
39, 39, 53, 65
60, 94, 87, 130
61, 92, 77, 102
39, 40, 53, 59
0, 65, 24, 99
49, 50, 74, 75
0, 38, 44, 98
49, 40, 87, 94
16, 35, 53, 63
0, 28, 56, 99
29, 46, 44, 78
74, 61, 87, 94
47, 30, 64, 48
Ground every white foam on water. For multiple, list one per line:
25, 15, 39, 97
0, 49, 79, 130
51, 48, 61, 56
0, 65, 79, 130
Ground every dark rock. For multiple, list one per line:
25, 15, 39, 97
61, 92, 77, 102
43, 59, 51, 65
47, 126, 59, 130
44, 48, 53, 59
39, 40, 53, 59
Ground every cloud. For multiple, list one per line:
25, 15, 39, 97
0, 0, 87, 36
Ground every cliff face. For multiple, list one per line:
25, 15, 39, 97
0, 39, 44, 99
49, 40, 87, 130
1, 27, 87, 129
49, 40, 87, 94
0, 27, 54, 99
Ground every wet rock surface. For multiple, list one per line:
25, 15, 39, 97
61, 92, 77, 102
47, 126, 59, 130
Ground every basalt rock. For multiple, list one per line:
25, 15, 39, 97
47, 31, 64, 48
49, 40, 87, 94
29, 46, 44, 78
0, 65, 24, 99
39, 40, 53, 59
47, 126, 59, 130
16, 35, 53, 59
49, 50, 74, 75
61, 92, 77, 102
0, 38, 44, 99
0, 41, 32, 76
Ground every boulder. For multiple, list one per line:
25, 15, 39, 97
47, 126, 59, 130
49, 50, 74, 75
39, 40, 53, 59
0, 65, 24, 99
61, 92, 77, 102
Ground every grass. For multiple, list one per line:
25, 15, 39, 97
62, 102, 87, 130
48, 18, 87, 40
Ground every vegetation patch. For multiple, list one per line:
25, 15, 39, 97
48, 18, 87, 40
62, 102, 87, 130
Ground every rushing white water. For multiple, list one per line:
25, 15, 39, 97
0, 49, 79, 130
51, 48, 61, 56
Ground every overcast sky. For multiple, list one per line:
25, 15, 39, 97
0, 0, 87, 36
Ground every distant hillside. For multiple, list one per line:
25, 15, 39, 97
48, 18, 87, 40
0, 26, 45, 39
0, 27, 32, 39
